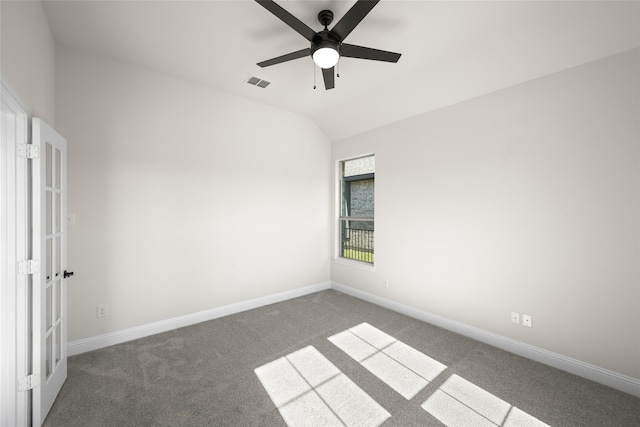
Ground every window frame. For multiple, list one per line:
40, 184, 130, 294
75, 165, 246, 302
334, 154, 376, 270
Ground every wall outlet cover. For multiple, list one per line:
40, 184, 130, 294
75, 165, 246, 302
511, 312, 520, 324
97, 304, 108, 318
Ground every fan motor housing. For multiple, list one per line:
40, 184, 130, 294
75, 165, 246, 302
311, 30, 341, 56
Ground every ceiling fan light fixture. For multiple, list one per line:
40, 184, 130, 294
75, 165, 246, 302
254, 0, 402, 90
312, 46, 339, 69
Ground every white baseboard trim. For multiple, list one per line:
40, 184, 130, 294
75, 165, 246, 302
68, 282, 331, 357
330, 281, 640, 398
67, 280, 639, 398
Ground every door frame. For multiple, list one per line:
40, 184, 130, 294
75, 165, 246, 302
1, 80, 31, 426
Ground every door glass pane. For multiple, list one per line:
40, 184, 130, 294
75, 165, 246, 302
46, 238, 52, 281
55, 280, 61, 321
55, 324, 62, 365
55, 192, 61, 233
46, 191, 52, 234
46, 334, 52, 379
54, 148, 61, 189
55, 236, 62, 279
46, 285, 52, 331
46, 143, 52, 188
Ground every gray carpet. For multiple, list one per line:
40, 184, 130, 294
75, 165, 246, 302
43, 290, 640, 426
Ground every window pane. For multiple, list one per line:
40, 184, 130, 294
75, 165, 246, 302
341, 180, 350, 217
340, 219, 374, 264
344, 156, 375, 177
348, 178, 374, 217
342, 156, 375, 219
339, 155, 375, 264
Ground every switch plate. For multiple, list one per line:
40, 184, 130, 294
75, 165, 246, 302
511, 312, 520, 324
67, 213, 76, 226
522, 314, 532, 327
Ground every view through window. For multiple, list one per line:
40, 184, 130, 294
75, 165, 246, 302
340, 155, 374, 264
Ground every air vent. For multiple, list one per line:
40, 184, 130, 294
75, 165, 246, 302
246, 76, 271, 89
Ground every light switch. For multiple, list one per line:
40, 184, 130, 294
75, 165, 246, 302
67, 213, 76, 226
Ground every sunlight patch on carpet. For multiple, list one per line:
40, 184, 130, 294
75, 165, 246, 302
255, 345, 391, 427
328, 323, 447, 399
504, 407, 551, 427
422, 374, 550, 427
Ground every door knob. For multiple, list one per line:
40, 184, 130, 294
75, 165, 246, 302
63, 270, 74, 279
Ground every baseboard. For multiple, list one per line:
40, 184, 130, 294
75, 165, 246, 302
330, 281, 640, 398
67, 280, 640, 398
68, 281, 331, 357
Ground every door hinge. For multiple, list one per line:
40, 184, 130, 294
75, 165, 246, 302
18, 374, 40, 391
17, 143, 39, 159
18, 259, 40, 275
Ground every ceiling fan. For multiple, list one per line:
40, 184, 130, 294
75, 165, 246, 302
255, 0, 402, 90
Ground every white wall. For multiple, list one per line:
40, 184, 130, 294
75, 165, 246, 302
55, 46, 331, 342
0, 0, 55, 124
332, 49, 640, 380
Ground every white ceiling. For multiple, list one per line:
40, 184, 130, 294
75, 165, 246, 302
42, 0, 640, 141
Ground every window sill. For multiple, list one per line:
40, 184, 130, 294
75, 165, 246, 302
332, 257, 376, 272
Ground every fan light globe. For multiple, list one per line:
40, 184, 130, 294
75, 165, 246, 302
313, 47, 339, 69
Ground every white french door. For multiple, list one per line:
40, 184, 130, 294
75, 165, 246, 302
32, 118, 68, 425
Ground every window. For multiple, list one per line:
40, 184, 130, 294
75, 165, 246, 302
339, 155, 374, 264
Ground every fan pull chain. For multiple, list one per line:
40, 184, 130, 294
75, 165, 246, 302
313, 62, 317, 90
337, 60, 340, 78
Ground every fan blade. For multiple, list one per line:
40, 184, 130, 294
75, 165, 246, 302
322, 67, 335, 90
255, 0, 316, 41
331, 0, 380, 41
341, 44, 401, 63
258, 48, 310, 67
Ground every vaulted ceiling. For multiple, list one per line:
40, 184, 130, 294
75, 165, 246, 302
42, 0, 640, 140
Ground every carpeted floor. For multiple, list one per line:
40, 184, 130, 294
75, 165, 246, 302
43, 290, 640, 426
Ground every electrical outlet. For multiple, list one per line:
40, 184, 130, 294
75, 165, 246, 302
522, 314, 532, 327
97, 304, 108, 318
511, 312, 520, 324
